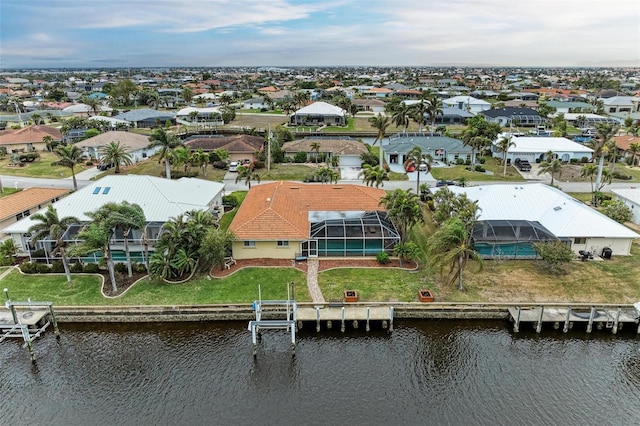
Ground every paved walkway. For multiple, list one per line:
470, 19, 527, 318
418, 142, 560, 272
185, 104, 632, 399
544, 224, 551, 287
305, 259, 325, 304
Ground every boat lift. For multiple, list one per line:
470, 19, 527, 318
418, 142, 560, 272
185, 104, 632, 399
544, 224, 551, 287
247, 283, 297, 356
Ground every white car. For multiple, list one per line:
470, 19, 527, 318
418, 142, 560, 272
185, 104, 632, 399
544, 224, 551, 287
228, 161, 240, 172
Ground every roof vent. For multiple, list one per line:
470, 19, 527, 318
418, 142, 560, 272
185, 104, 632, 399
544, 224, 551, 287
554, 206, 562, 211
266, 198, 271, 202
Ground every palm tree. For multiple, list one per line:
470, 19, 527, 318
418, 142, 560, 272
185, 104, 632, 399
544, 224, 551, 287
310, 141, 321, 164
99, 141, 132, 174
235, 165, 261, 188
392, 103, 411, 134
495, 135, 516, 177
404, 146, 433, 194
28, 205, 79, 283
368, 113, 391, 166
108, 202, 146, 278
188, 110, 199, 130
53, 144, 86, 190
410, 101, 428, 133
393, 241, 420, 268
538, 159, 563, 186
426, 217, 483, 291
591, 123, 620, 199
191, 149, 210, 176
379, 189, 424, 242
425, 95, 444, 134
42, 135, 54, 152
148, 127, 183, 179
359, 164, 388, 188
629, 142, 640, 167
82, 96, 101, 116
581, 163, 598, 194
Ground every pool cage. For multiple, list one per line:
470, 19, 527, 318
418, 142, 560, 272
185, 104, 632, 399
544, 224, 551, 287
307, 211, 400, 257
472, 220, 561, 259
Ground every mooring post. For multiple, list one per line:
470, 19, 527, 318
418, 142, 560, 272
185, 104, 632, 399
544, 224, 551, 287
612, 307, 621, 334
536, 306, 544, 333
341, 307, 345, 333
21, 325, 35, 362
48, 303, 60, 336
366, 307, 370, 332
389, 306, 394, 332
563, 306, 572, 333
4, 288, 18, 324
251, 324, 257, 356
316, 306, 321, 332
514, 306, 521, 333
587, 307, 596, 333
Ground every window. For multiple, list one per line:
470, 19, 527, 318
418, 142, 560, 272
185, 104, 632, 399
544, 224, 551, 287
574, 237, 586, 244
277, 240, 289, 248
243, 241, 256, 248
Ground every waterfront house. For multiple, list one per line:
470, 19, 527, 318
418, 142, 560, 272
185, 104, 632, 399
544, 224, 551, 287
442, 96, 491, 115
0, 187, 69, 241
384, 135, 472, 165
479, 108, 544, 127
610, 188, 640, 225
282, 137, 369, 167
493, 134, 594, 163
184, 134, 264, 163
74, 131, 161, 164
290, 102, 347, 126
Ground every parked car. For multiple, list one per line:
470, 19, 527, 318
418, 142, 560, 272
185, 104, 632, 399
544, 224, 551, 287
514, 158, 531, 171
228, 161, 240, 172
97, 162, 114, 171
435, 179, 458, 187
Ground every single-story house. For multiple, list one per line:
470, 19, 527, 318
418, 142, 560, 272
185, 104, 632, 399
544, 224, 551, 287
612, 135, 640, 164
447, 184, 639, 258
562, 113, 619, 127
610, 188, 640, 225
0, 125, 62, 153
3, 175, 225, 260
229, 181, 400, 259
352, 99, 386, 114
0, 187, 69, 240
242, 98, 270, 110
384, 135, 473, 165
290, 102, 347, 126
546, 101, 594, 114
480, 107, 544, 126
282, 137, 369, 166
442, 96, 491, 114
87, 115, 131, 130
600, 96, 640, 116
62, 103, 112, 116
184, 134, 264, 162
74, 131, 161, 163
435, 107, 474, 125
493, 134, 594, 163
175, 106, 223, 129
113, 108, 176, 128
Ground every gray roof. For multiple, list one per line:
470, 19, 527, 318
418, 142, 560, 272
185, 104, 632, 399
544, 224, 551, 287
4, 175, 224, 233
114, 108, 176, 122
386, 135, 470, 154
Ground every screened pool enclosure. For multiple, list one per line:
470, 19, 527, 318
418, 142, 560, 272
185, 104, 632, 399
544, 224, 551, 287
303, 211, 400, 257
472, 220, 561, 259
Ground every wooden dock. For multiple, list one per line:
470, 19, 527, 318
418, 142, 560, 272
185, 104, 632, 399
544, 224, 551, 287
508, 306, 640, 334
297, 305, 394, 332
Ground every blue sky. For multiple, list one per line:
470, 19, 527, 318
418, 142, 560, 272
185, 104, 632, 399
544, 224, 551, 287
1, 0, 638, 69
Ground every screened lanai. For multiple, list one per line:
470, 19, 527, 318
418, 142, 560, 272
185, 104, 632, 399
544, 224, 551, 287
308, 211, 400, 257
472, 220, 560, 259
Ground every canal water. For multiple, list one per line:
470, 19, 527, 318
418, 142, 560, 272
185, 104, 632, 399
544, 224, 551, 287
2, 320, 639, 425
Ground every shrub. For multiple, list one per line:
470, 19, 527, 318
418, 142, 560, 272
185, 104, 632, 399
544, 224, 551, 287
254, 160, 265, 169
114, 262, 128, 274
136, 263, 148, 273
532, 241, 575, 274
536, 158, 542, 163
20, 261, 38, 274
376, 252, 390, 264
474, 165, 486, 172
293, 151, 308, 163
170, 171, 199, 179
222, 195, 238, 209
478, 157, 486, 164
612, 172, 632, 180
581, 157, 589, 163
465, 159, 471, 165
51, 261, 65, 273
36, 263, 52, 273
570, 158, 578, 164
70, 262, 84, 273
456, 158, 465, 165
602, 199, 632, 223
83, 263, 100, 273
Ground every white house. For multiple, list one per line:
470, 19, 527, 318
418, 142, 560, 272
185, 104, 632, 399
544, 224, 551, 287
448, 184, 639, 257
74, 131, 160, 164
3, 175, 226, 259
290, 101, 347, 126
175, 106, 223, 129
494, 134, 594, 163
610, 188, 640, 225
442, 96, 491, 115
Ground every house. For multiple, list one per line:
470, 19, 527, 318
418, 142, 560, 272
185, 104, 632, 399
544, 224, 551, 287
290, 102, 347, 126
435, 107, 474, 125
175, 106, 223, 129
600, 96, 640, 115
384, 135, 473, 165
352, 99, 386, 114
612, 135, 640, 165
184, 134, 264, 162
0, 125, 62, 153
229, 181, 400, 259
282, 137, 369, 167
3, 175, 225, 260
546, 101, 594, 114
0, 188, 69, 240
442, 96, 491, 114
242, 98, 270, 110
363, 87, 393, 98
494, 134, 594, 163
562, 113, 619, 127
610, 188, 640, 225
479, 108, 544, 126
74, 131, 161, 163
62, 103, 112, 116
113, 108, 176, 128
447, 184, 639, 258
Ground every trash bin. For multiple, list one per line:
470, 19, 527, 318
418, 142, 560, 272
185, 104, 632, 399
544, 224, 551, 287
601, 247, 612, 259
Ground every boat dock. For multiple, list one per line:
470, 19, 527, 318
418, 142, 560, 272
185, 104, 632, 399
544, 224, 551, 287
508, 305, 640, 334
297, 305, 394, 332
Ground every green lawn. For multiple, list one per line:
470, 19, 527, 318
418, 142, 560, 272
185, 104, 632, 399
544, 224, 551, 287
431, 157, 525, 182
0, 152, 85, 179
218, 191, 247, 231
0, 187, 21, 198
254, 163, 317, 181
1, 268, 308, 305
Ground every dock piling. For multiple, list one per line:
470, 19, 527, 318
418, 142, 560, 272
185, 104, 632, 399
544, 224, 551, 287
514, 306, 521, 333
587, 307, 596, 333
366, 308, 370, 332
612, 307, 621, 334
389, 307, 394, 332
563, 306, 572, 333
341, 307, 345, 333
536, 306, 544, 333
316, 306, 321, 332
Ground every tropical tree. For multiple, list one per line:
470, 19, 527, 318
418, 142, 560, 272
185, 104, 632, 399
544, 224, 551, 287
310, 141, 321, 164
590, 123, 620, 203
148, 127, 183, 179
27, 205, 79, 282
368, 113, 391, 164
379, 189, 424, 242
235, 165, 261, 188
359, 164, 388, 188
316, 165, 340, 183
191, 149, 210, 176
52, 144, 86, 190
580, 163, 598, 194
425, 95, 444, 134
537, 159, 563, 186
404, 146, 433, 194
392, 103, 411, 134
188, 110, 199, 130
431, 188, 480, 230
495, 135, 516, 177
182, 88, 194, 105
410, 101, 428, 132
629, 142, 640, 167
99, 141, 132, 174
108, 201, 146, 277
198, 228, 235, 271
425, 217, 483, 291
42, 135, 55, 152
173, 146, 192, 173
31, 112, 42, 125
0, 239, 17, 266
81, 96, 101, 116
393, 241, 420, 267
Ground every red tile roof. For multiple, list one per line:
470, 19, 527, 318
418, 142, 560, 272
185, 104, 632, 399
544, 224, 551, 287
0, 125, 62, 145
230, 181, 386, 240
0, 187, 69, 221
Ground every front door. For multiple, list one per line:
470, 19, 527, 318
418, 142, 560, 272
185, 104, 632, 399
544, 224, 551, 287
302, 240, 318, 257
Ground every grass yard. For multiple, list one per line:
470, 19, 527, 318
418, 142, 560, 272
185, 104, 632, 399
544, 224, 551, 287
0, 151, 85, 179
1, 268, 307, 305
255, 163, 317, 181
0, 187, 21, 197
431, 158, 525, 182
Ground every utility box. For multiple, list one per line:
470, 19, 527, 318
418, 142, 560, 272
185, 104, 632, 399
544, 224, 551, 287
602, 247, 612, 259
